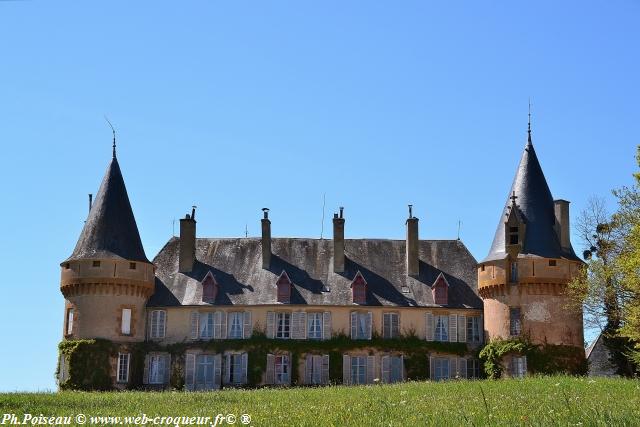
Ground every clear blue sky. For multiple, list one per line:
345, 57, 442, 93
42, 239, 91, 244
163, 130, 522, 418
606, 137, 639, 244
0, 1, 638, 391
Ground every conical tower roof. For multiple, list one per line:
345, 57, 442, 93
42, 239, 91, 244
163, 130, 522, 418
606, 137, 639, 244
65, 154, 150, 263
483, 133, 580, 262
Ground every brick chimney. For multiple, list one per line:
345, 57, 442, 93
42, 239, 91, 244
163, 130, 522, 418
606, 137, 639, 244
179, 206, 197, 273
554, 200, 571, 251
261, 208, 271, 269
333, 207, 345, 273
406, 205, 419, 276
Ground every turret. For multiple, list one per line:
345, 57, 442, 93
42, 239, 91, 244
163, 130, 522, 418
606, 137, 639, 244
60, 147, 154, 344
478, 120, 584, 375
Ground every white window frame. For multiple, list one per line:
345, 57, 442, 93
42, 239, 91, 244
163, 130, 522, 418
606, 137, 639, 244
149, 354, 166, 384
228, 312, 244, 339
117, 353, 130, 383
195, 354, 215, 390
511, 356, 527, 378
150, 310, 166, 339
383, 312, 399, 339
466, 316, 481, 343
433, 357, 449, 381
350, 356, 366, 385
434, 315, 449, 342
352, 312, 371, 340
275, 354, 290, 384
66, 308, 74, 335
121, 308, 132, 335
276, 312, 291, 339
307, 312, 323, 340
200, 312, 214, 339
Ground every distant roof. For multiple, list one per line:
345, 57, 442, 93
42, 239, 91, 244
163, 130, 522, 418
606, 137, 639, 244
65, 156, 150, 264
148, 237, 482, 308
483, 135, 581, 262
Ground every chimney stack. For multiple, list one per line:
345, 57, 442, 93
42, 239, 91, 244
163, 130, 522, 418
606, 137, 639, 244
333, 207, 345, 273
406, 205, 419, 276
554, 200, 571, 251
261, 208, 271, 269
179, 206, 197, 273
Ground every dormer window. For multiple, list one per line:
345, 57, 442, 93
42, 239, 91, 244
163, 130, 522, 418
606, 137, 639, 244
509, 226, 519, 245
201, 271, 219, 303
351, 271, 367, 305
432, 273, 449, 305
276, 271, 292, 304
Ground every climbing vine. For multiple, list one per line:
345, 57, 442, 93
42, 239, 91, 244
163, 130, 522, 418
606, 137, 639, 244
58, 339, 116, 391
479, 338, 587, 379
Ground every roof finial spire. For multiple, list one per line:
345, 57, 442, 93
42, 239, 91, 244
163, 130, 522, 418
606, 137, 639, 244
104, 115, 116, 158
527, 98, 532, 146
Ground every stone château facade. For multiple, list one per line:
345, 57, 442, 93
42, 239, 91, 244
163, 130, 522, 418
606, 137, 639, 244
57, 126, 585, 390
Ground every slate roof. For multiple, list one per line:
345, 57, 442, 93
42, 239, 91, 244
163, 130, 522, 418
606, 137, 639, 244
483, 134, 581, 262
148, 237, 482, 309
65, 156, 150, 264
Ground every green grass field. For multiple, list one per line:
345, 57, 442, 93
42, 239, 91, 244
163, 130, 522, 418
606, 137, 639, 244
1, 377, 639, 426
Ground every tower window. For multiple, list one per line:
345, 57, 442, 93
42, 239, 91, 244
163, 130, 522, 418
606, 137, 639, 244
92, 261, 101, 268
480, 264, 485, 272
549, 260, 557, 267
509, 227, 519, 245
510, 261, 518, 282
129, 262, 136, 270
510, 308, 521, 336
65, 308, 74, 336
121, 308, 132, 335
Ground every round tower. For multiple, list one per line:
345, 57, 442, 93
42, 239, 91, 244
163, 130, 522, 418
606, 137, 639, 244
478, 128, 584, 351
60, 147, 154, 343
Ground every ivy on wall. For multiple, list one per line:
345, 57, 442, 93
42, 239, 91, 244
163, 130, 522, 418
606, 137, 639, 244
479, 338, 587, 379
58, 332, 470, 390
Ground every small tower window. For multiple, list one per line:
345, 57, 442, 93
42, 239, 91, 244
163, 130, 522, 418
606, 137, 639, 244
65, 308, 74, 336
201, 271, 218, 303
510, 307, 521, 336
509, 226, 519, 245
351, 271, 367, 305
549, 260, 557, 267
510, 261, 518, 282
276, 271, 292, 304
129, 262, 137, 270
92, 260, 101, 268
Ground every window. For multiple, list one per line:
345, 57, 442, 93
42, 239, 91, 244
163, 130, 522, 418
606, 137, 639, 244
276, 313, 291, 339
228, 353, 245, 384
351, 271, 367, 304
350, 356, 366, 385
509, 226, 519, 245
276, 271, 292, 303
275, 355, 290, 384
195, 354, 215, 390
466, 359, 481, 379
92, 260, 101, 268
510, 308, 521, 336
511, 356, 527, 378
149, 354, 167, 384
121, 308, 132, 335
434, 315, 449, 342
466, 316, 481, 343
351, 312, 372, 340
129, 262, 136, 270
150, 310, 166, 339
383, 312, 399, 339
382, 356, 403, 383
510, 261, 518, 282
117, 353, 130, 383
228, 312, 244, 339
432, 273, 449, 305
480, 264, 485, 272
305, 355, 329, 385
66, 308, 74, 336
202, 272, 218, 303
199, 312, 214, 339
433, 358, 450, 381
307, 313, 323, 340
549, 260, 557, 267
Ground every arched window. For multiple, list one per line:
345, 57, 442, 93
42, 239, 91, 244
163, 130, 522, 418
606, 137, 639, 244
432, 273, 449, 305
202, 271, 218, 303
351, 271, 367, 305
276, 271, 292, 303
